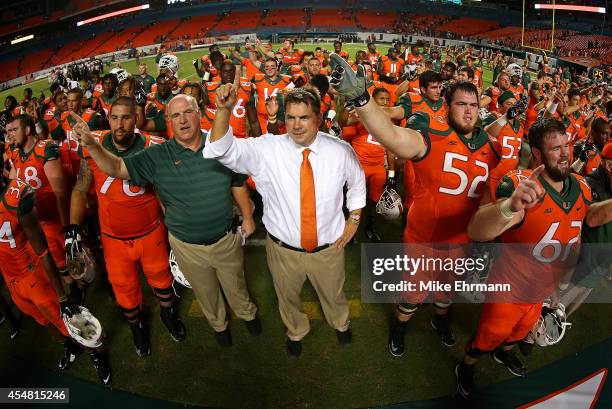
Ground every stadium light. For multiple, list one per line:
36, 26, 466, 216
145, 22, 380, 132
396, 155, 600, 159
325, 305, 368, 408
11, 34, 34, 45
77, 4, 150, 27
534, 4, 606, 14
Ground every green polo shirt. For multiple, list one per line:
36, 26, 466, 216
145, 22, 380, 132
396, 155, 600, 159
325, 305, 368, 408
123, 136, 247, 244
136, 74, 156, 93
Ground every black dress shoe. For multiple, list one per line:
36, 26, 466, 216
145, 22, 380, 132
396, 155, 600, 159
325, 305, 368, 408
336, 328, 352, 345
286, 338, 302, 357
215, 328, 232, 347
245, 316, 262, 336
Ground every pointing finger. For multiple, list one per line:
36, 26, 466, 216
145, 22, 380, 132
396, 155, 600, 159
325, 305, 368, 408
529, 164, 545, 181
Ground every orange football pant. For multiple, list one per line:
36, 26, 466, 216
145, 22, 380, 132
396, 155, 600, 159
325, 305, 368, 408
41, 220, 67, 270
101, 223, 173, 310
467, 302, 542, 354
362, 164, 386, 202
6, 268, 68, 336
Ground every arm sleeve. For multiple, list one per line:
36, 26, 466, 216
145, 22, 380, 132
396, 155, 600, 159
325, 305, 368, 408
203, 126, 264, 177
344, 145, 367, 211
123, 146, 157, 186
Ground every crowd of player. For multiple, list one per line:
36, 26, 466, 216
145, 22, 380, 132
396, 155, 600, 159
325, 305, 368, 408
1, 36, 611, 399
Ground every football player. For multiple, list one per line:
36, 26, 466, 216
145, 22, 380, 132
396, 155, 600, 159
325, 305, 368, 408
456, 118, 612, 398
252, 58, 294, 133
91, 73, 118, 118
340, 87, 397, 242
480, 72, 511, 113
330, 55, 501, 355
7, 115, 81, 303
67, 97, 186, 357
0, 154, 111, 385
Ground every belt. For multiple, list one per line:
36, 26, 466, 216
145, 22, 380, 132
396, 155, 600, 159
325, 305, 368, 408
192, 217, 239, 246
268, 233, 331, 253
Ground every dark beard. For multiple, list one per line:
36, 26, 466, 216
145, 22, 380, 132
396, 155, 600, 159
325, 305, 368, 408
544, 158, 569, 182
448, 114, 474, 135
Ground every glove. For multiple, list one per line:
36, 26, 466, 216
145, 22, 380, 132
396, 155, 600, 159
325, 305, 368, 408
192, 58, 198, 67
573, 142, 594, 162
329, 123, 341, 138
506, 95, 528, 120
134, 83, 147, 106
64, 224, 83, 261
329, 53, 369, 107
60, 300, 80, 319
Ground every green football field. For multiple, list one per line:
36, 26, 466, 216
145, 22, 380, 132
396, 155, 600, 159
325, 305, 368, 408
1, 43, 497, 103
2, 43, 610, 408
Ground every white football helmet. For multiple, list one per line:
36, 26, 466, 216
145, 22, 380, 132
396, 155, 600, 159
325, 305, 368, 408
169, 249, 190, 288
109, 68, 129, 84
532, 300, 571, 347
506, 63, 523, 78
376, 186, 403, 220
158, 54, 179, 76
62, 306, 103, 348
67, 247, 97, 283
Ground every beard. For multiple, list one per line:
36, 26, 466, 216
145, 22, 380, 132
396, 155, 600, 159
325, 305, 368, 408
448, 114, 475, 135
544, 156, 570, 182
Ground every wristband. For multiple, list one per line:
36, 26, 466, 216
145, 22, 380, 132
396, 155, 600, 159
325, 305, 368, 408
499, 199, 517, 220
497, 116, 508, 127
350, 90, 371, 108
348, 213, 361, 225
558, 282, 569, 291
35, 122, 43, 134
547, 102, 558, 114
58, 296, 68, 303
268, 114, 277, 120
268, 117, 277, 124
387, 170, 395, 178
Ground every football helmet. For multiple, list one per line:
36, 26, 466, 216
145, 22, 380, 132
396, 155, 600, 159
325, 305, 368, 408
506, 63, 523, 78
109, 68, 129, 84
158, 54, 179, 76
532, 300, 571, 347
67, 247, 97, 283
376, 186, 403, 220
169, 249, 191, 288
62, 306, 103, 348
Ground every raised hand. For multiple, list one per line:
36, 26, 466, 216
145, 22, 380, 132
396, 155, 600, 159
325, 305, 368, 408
508, 165, 545, 213
215, 83, 237, 110
69, 111, 95, 147
265, 96, 279, 117
329, 53, 369, 106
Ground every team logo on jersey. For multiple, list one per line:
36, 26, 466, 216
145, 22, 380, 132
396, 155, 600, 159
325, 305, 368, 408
544, 208, 553, 214
448, 140, 457, 146
563, 202, 572, 210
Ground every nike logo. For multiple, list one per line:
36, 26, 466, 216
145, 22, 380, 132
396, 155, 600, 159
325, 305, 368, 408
30, 283, 36, 288
544, 208, 553, 214
174, 160, 182, 166
576, 206, 582, 211
102, 373, 111, 384
481, 151, 490, 155
448, 141, 457, 145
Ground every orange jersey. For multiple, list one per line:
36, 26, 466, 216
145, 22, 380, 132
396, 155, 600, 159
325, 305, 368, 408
281, 49, 303, 65
42, 107, 66, 141
82, 131, 164, 239
60, 109, 106, 184
252, 73, 292, 116
508, 83, 525, 100
9, 140, 60, 222
92, 94, 116, 118
0, 178, 37, 281
484, 86, 502, 113
397, 93, 446, 119
485, 113, 524, 197
379, 56, 404, 79
241, 58, 262, 80
150, 79, 188, 95
490, 170, 591, 302
206, 79, 253, 137
342, 122, 386, 167
92, 82, 104, 99
472, 66, 483, 89
367, 52, 380, 65
405, 112, 500, 243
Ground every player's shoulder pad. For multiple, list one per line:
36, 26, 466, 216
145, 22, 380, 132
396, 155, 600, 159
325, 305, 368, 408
572, 173, 593, 203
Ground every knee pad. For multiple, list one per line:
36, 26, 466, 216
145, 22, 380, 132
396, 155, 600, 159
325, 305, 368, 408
397, 303, 419, 315
152, 285, 174, 301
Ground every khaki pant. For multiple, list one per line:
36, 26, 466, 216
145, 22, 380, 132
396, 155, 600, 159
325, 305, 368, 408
265, 235, 350, 341
169, 231, 257, 332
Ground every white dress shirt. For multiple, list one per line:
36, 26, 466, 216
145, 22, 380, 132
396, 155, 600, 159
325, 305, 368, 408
203, 127, 366, 248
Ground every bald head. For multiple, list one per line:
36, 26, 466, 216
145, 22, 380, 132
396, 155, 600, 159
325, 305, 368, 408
167, 94, 202, 144
167, 94, 200, 116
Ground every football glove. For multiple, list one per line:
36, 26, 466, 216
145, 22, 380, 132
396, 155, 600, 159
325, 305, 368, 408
573, 141, 595, 162
329, 53, 370, 107
60, 300, 81, 319
506, 95, 528, 120
64, 224, 83, 261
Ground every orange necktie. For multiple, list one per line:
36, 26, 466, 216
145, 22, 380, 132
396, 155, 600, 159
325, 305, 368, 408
300, 149, 318, 252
